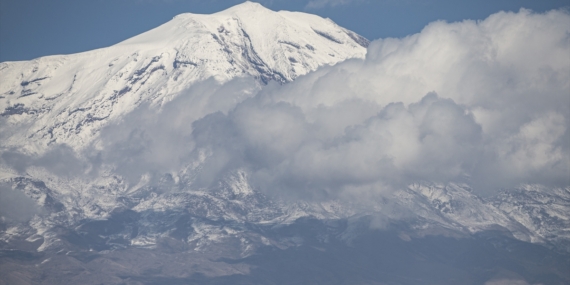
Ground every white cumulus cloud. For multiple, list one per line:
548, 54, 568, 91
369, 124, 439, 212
183, 8, 569, 199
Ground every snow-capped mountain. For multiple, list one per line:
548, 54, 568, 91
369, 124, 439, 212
1, 2, 569, 284
2, 165, 569, 254
0, 0, 568, 256
0, 0, 372, 264
0, 1, 367, 154
395, 183, 570, 247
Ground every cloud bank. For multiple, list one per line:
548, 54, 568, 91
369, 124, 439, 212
3, 9, 568, 203
182, 8, 569, 198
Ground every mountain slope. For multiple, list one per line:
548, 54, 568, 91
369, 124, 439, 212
0, 1, 367, 154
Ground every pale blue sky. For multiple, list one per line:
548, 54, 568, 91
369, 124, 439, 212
0, 0, 568, 62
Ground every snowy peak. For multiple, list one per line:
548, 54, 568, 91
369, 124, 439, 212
218, 1, 269, 14
116, 1, 368, 83
0, 3, 368, 153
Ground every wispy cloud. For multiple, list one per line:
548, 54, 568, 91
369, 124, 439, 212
484, 279, 531, 285
0, 183, 40, 222
305, 0, 362, 9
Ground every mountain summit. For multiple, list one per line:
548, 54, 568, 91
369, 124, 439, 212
0, 1, 368, 153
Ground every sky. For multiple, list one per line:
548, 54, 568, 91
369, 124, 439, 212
1, 0, 569, 62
